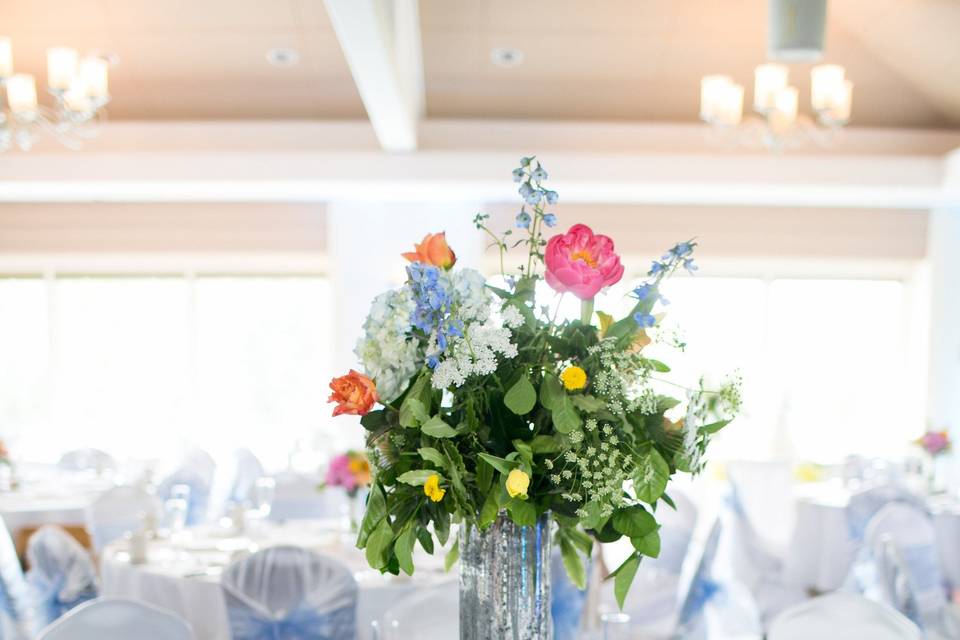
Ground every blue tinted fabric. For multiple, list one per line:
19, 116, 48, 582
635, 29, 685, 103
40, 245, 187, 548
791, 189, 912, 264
26, 526, 98, 628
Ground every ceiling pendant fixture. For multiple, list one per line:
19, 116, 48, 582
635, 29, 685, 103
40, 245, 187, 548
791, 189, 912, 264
0, 37, 113, 153
699, 0, 852, 151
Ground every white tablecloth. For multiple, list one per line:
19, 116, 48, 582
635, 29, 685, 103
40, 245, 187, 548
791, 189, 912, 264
99, 520, 455, 640
782, 483, 960, 592
0, 466, 114, 532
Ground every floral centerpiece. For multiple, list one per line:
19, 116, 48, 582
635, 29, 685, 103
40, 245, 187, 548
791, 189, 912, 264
328, 157, 740, 637
914, 429, 951, 493
915, 430, 951, 457
322, 449, 372, 497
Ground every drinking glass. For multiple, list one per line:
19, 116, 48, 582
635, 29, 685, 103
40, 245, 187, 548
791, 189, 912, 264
601, 612, 631, 640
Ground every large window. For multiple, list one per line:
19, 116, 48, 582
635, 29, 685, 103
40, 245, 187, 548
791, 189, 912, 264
527, 268, 926, 463
0, 274, 331, 469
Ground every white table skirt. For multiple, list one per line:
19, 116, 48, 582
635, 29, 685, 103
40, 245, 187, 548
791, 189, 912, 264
782, 487, 960, 592
99, 523, 455, 640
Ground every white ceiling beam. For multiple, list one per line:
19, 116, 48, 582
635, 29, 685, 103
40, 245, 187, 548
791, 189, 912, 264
323, 0, 424, 152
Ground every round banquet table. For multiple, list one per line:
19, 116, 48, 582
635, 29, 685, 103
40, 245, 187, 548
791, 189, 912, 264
99, 519, 455, 640
0, 465, 115, 532
782, 481, 960, 592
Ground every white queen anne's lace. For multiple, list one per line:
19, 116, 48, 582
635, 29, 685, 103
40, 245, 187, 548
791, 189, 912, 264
430, 318, 518, 390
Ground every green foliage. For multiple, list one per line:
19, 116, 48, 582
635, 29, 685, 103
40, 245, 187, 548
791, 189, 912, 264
421, 415, 458, 438
504, 374, 537, 415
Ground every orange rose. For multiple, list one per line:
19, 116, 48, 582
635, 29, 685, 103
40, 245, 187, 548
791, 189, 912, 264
328, 370, 378, 417
401, 232, 457, 269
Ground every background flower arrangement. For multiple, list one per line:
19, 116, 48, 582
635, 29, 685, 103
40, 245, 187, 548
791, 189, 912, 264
328, 157, 741, 606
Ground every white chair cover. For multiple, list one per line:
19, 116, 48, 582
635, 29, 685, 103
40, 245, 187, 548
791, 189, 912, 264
221, 545, 358, 640
157, 449, 216, 526
85, 486, 160, 551
677, 517, 763, 640
726, 461, 795, 558
860, 503, 954, 635
57, 449, 116, 473
207, 449, 265, 519
846, 484, 926, 542
269, 472, 345, 522
646, 491, 698, 576
375, 582, 458, 640
768, 592, 922, 640
0, 515, 35, 638
26, 526, 98, 628
36, 597, 194, 640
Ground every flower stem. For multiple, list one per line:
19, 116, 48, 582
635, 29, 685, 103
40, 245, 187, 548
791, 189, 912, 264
580, 297, 595, 325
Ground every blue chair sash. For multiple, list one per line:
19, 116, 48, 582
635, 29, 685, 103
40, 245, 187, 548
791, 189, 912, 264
226, 601, 356, 640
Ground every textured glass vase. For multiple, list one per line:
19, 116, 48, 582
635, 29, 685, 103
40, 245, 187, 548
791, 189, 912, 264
459, 511, 552, 640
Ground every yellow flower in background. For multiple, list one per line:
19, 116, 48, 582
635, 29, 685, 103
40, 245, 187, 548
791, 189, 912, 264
423, 474, 445, 502
596, 311, 614, 338
505, 469, 530, 499
560, 365, 587, 391
794, 462, 825, 483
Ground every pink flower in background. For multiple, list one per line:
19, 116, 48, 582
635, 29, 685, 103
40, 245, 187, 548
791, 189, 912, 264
916, 431, 951, 456
325, 454, 358, 492
544, 224, 624, 300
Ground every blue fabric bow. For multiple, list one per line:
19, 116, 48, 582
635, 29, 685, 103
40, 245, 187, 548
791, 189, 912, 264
28, 572, 97, 628
226, 602, 356, 640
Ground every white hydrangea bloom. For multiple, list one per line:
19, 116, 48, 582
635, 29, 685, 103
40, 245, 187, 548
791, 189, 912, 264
450, 268, 491, 323
355, 286, 422, 403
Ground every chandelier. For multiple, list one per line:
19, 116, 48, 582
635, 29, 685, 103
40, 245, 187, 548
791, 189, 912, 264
0, 37, 111, 152
699, 64, 853, 152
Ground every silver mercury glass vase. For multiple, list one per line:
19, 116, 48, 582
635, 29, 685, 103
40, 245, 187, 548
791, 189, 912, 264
459, 511, 552, 640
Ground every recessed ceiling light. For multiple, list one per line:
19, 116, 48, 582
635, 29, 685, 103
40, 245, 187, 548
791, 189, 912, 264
490, 47, 524, 68
266, 47, 300, 67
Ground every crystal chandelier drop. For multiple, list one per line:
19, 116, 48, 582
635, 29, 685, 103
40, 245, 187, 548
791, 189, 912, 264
0, 37, 112, 152
699, 63, 853, 152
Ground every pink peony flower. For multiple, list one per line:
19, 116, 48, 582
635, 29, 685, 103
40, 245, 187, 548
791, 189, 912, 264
544, 224, 624, 300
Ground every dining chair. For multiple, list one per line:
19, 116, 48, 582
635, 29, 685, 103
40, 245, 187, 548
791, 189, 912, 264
846, 484, 927, 542
373, 581, 458, 640
859, 502, 958, 637
84, 486, 160, 551
207, 449, 265, 520
768, 592, 922, 640
36, 598, 194, 640
26, 526, 98, 628
57, 449, 116, 474
0, 515, 36, 638
269, 472, 345, 523
222, 545, 358, 640
156, 449, 216, 526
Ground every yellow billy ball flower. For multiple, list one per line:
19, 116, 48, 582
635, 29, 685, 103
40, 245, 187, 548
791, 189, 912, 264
423, 474, 446, 502
560, 365, 587, 391
505, 469, 530, 499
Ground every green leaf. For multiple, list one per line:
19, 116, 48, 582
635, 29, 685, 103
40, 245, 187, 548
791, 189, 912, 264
512, 439, 533, 466
571, 394, 607, 413
612, 505, 657, 538
417, 447, 448, 470
632, 528, 661, 558
396, 470, 441, 486
477, 453, 519, 475
434, 511, 451, 546
539, 373, 564, 411
613, 554, 641, 610
579, 501, 603, 530
504, 374, 537, 415
559, 535, 587, 590
530, 434, 563, 454
476, 457, 494, 494
395, 526, 416, 576
444, 539, 459, 572
359, 410, 388, 432
365, 519, 394, 570
634, 448, 670, 504
645, 359, 671, 372
700, 419, 731, 434
421, 415, 458, 438
398, 373, 431, 427
480, 489, 500, 528
357, 483, 387, 548
566, 527, 594, 557
507, 498, 537, 527
399, 397, 429, 428
553, 396, 582, 434
416, 527, 434, 555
